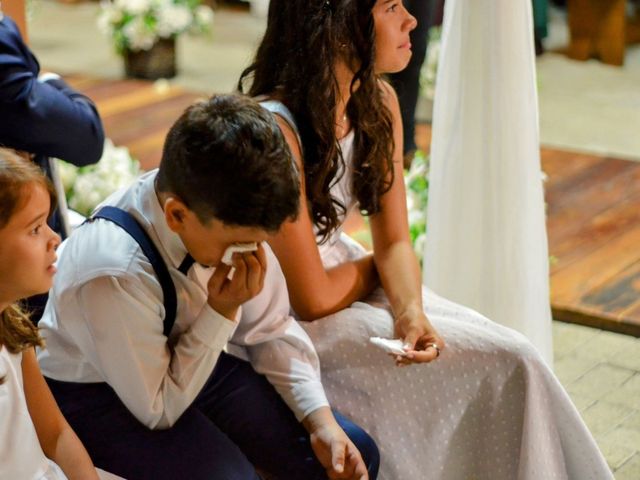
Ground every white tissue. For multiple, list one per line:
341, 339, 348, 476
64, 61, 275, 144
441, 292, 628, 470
221, 242, 258, 266
369, 337, 408, 356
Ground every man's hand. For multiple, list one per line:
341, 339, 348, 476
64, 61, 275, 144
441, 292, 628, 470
394, 306, 445, 366
303, 408, 368, 480
207, 244, 267, 320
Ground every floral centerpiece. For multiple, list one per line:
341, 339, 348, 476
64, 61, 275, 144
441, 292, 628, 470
98, 0, 214, 78
57, 139, 142, 218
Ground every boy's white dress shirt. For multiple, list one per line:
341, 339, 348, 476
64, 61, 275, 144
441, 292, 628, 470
38, 170, 329, 429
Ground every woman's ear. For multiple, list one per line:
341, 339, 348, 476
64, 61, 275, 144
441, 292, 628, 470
163, 197, 188, 233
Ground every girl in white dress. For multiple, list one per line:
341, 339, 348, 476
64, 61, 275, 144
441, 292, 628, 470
239, 1, 613, 478
0, 149, 99, 480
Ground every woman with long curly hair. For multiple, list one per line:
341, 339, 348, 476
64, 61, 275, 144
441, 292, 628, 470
239, 1, 612, 479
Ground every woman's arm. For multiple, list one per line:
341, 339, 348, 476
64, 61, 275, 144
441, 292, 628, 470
268, 117, 379, 321
21, 348, 99, 480
368, 81, 444, 363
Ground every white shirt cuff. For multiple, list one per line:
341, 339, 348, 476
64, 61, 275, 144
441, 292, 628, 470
190, 303, 238, 348
287, 381, 330, 422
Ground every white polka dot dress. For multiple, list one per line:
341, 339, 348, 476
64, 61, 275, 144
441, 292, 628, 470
261, 99, 613, 480
303, 239, 613, 479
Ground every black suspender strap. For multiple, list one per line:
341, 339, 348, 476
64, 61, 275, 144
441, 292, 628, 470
91, 206, 178, 337
178, 254, 195, 275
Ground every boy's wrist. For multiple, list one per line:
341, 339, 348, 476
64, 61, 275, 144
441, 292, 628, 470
206, 299, 239, 322
302, 406, 335, 434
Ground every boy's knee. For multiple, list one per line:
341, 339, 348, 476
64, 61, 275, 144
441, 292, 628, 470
352, 427, 380, 479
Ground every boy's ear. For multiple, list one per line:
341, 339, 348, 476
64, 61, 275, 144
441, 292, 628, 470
163, 197, 189, 233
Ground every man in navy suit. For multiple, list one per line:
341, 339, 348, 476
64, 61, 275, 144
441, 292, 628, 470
0, 12, 105, 237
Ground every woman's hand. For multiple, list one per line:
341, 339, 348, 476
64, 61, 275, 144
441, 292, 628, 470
393, 308, 445, 365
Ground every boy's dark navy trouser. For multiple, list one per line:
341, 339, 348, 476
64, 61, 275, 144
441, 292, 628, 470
46, 352, 380, 480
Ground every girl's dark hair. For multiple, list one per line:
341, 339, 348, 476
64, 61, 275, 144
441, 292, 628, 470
0, 149, 48, 365
238, 0, 395, 242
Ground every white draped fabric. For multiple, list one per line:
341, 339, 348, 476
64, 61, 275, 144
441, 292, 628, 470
424, 0, 554, 364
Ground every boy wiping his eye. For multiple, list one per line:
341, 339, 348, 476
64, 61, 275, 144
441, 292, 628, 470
37, 94, 378, 480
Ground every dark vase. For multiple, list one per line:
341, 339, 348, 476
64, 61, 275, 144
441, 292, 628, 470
123, 38, 177, 80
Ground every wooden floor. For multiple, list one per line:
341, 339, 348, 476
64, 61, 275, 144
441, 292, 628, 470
415, 125, 640, 337
68, 75, 640, 337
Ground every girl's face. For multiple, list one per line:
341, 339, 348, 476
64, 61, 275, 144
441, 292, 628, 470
372, 0, 417, 74
0, 183, 60, 305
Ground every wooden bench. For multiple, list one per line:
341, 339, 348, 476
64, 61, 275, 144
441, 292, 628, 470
567, 0, 640, 66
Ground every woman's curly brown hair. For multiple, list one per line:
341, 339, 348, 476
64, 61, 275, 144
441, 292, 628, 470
238, 0, 395, 243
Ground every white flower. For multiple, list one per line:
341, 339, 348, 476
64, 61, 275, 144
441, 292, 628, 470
115, 0, 152, 16
194, 5, 214, 28
413, 233, 426, 261
70, 175, 104, 215
97, 3, 124, 35
408, 208, 424, 227
56, 160, 78, 194
150, 0, 172, 9
98, 0, 213, 53
67, 139, 141, 216
156, 4, 193, 37
122, 16, 157, 51
406, 191, 416, 212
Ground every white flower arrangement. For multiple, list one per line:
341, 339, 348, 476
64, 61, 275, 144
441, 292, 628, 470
404, 151, 430, 263
98, 0, 214, 53
57, 139, 142, 217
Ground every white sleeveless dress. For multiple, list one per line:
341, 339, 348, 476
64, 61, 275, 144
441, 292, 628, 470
261, 101, 612, 480
0, 346, 67, 480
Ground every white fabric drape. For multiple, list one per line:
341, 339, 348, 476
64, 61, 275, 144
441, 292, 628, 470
424, 0, 553, 364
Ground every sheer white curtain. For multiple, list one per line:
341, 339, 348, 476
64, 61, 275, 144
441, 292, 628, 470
423, 0, 553, 364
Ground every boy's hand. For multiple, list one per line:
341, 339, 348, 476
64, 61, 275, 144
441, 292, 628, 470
207, 244, 267, 320
303, 408, 369, 480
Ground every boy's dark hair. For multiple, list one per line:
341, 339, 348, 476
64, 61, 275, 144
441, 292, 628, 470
156, 94, 300, 231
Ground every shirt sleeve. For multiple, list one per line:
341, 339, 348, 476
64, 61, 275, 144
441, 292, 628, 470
68, 275, 237, 429
229, 246, 330, 421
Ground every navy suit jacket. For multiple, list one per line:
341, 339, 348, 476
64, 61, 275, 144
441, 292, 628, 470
0, 15, 104, 166
0, 15, 105, 237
